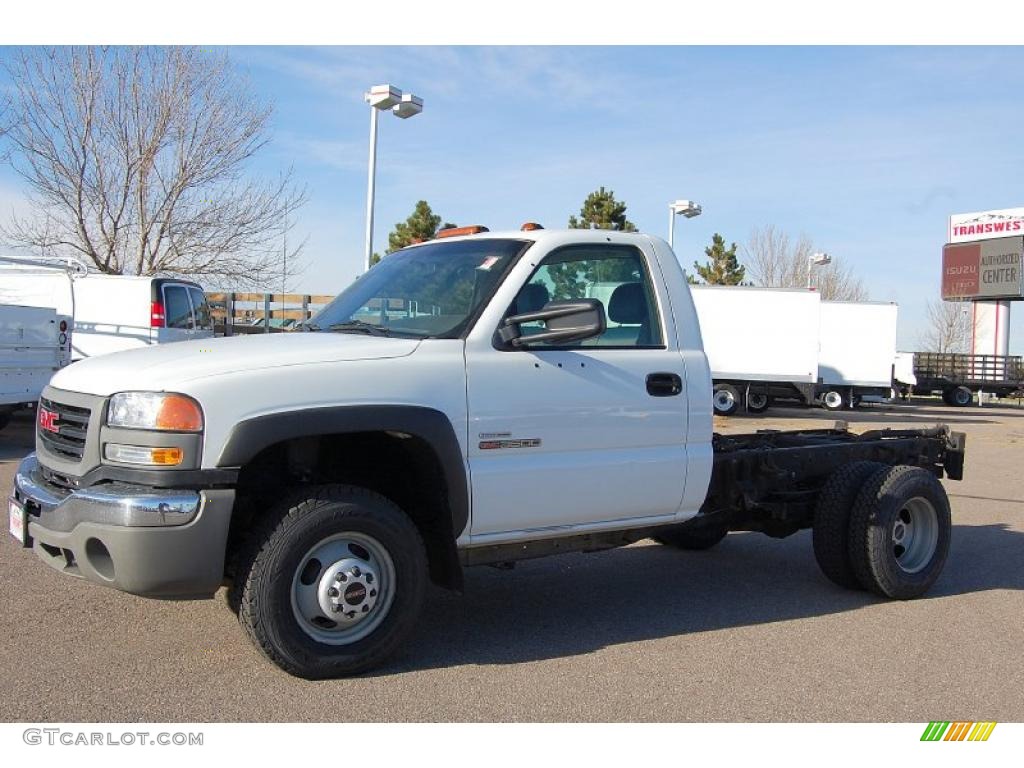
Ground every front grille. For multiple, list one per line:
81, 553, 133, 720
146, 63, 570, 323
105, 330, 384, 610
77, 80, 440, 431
38, 397, 91, 461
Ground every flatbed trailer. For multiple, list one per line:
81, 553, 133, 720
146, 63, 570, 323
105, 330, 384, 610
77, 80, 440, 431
911, 352, 1023, 405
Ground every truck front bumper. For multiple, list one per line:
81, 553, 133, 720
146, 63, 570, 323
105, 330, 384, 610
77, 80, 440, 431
12, 453, 234, 598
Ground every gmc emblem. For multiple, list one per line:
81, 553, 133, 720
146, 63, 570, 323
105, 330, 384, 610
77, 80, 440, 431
38, 407, 59, 434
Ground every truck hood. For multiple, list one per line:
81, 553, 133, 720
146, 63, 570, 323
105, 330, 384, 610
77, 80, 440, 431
49, 332, 421, 396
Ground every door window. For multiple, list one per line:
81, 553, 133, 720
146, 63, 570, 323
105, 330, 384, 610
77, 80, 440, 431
509, 245, 663, 347
163, 285, 194, 329
188, 287, 213, 331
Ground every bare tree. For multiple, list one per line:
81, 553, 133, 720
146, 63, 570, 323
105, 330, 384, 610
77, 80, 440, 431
743, 224, 868, 301
919, 299, 970, 353
0, 47, 305, 289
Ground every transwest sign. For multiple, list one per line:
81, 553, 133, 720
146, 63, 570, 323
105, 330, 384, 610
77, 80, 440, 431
941, 236, 1023, 300
948, 207, 1024, 244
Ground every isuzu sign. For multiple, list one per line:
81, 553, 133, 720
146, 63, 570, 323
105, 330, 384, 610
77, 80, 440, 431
941, 236, 1023, 300
948, 207, 1024, 244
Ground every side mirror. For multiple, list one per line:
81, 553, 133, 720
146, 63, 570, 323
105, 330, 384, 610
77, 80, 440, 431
499, 299, 606, 348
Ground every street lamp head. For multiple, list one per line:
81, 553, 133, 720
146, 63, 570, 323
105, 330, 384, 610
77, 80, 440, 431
392, 93, 424, 119
670, 200, 702, 218
811, 252, 831, 266
366, 84, 402, 110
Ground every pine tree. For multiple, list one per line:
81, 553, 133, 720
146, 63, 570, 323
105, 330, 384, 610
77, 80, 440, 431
377, 201, 453, 262
547, 187, 639, 299
692, 233, 746, 285
568, 187, 637, 232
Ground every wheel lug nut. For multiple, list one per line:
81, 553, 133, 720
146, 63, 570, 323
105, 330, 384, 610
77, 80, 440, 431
362, 605, 369, 613
352, 567, 361, 577
327, 587, 339, 597
339, 573, 347, 582
365, 574, 374, 584
369, 589, 377, 597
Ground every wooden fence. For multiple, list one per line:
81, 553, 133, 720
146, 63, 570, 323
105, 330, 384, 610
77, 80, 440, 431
207, 292, 336, 335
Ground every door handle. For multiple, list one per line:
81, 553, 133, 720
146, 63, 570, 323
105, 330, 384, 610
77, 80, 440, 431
646, 372, 683, 397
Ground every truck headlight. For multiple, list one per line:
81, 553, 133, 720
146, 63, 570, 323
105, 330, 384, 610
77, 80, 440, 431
107, 392, 204, 432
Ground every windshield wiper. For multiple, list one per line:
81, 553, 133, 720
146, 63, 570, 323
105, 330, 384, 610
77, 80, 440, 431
327, 320, 393, 336
294, 321, 321, 332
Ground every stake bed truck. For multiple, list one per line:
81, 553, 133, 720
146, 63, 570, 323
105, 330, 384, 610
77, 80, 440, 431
9, 228, 966, 678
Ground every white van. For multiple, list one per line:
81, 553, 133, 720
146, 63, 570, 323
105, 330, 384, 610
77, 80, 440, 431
0, 260, 213, 360
70, 275, 213, 359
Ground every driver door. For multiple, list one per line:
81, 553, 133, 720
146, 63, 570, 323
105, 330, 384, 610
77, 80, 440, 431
465, 242, 690, 539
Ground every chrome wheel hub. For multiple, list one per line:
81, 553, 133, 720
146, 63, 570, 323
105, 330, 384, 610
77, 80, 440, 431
317, 559, 380, 622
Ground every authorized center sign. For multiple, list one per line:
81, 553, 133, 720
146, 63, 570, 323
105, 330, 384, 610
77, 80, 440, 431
942, 235, 1023, 300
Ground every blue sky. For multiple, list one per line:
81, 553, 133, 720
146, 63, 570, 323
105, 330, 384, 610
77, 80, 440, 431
3, 46, 1024, 352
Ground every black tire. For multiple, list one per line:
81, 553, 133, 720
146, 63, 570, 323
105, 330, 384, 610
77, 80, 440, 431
847, 466, 951, 599
746, 391, 770, 414
950, 386, 973, 407
812, 461, 886, 589
234, 484, 428, 679
712, 383, 741, 416
655, 524, 728, 551
820, 389, 846, 411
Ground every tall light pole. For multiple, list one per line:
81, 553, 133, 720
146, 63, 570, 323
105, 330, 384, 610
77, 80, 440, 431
363, 84, 424, 273
807, 251, 831, 289
668, 199, 702, 249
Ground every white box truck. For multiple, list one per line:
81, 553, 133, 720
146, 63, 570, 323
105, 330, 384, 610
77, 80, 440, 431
0, 304, 72, 430
816, 301, 899, 411
690, 285, 821, 415
0, 258, 213, 360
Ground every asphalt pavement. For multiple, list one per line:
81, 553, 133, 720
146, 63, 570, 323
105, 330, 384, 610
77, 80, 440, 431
1, 401, 1022, 722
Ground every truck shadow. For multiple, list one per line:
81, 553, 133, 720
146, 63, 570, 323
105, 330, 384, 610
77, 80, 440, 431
385, 523, 1024, 675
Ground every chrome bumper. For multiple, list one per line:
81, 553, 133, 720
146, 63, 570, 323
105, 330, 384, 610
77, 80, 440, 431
11, 453, 234, 599
14, 453, 201, 529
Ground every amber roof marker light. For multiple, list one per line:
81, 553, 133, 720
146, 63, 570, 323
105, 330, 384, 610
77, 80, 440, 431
521, 222, 544, 231
436, 225, 490, 239
363, 84, 425, 274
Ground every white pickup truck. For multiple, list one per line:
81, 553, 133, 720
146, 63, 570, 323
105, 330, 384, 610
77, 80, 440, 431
9, 228, 966, 678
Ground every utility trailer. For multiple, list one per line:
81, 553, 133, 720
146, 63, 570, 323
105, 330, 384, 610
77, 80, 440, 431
691, 285, 821, 416
908, 352, 1023, 406
816, 301, 900, 411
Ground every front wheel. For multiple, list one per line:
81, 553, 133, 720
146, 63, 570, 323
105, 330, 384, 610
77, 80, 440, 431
821, 389, 846, 411
712, 383, 741, 416
234, 485, 427, 678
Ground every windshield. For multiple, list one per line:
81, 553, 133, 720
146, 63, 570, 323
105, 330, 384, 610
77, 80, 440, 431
308, 238, 529, 338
